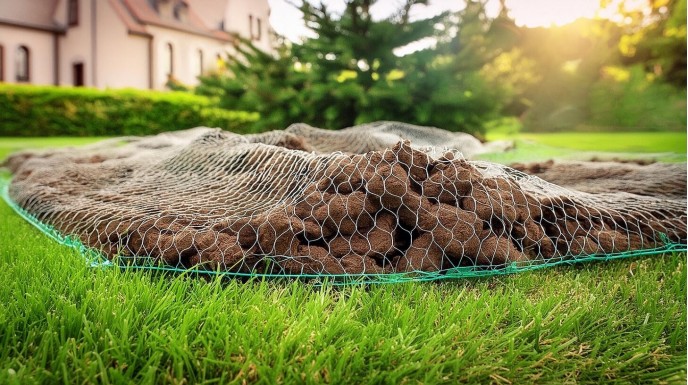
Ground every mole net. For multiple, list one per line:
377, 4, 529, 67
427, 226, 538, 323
3, 124, 686, 282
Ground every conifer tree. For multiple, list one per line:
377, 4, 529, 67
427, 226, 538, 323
198, 0, 524, 135
291, 0, 445, 128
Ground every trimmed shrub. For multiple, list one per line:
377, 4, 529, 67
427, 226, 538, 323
0, 84, 259, 136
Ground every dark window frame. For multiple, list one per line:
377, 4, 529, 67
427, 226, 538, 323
73, 62, 84, 86
249, 14, 262, 41
198, 49, 204, 76
68, 0, 79, 27
173, 1, 188, 21
166, 42, 174, 76
0, 45, 4, 81
16, 45, 30, 82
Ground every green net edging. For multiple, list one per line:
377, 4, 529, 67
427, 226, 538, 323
2, 178, 686, 285
1, 179, 113, 269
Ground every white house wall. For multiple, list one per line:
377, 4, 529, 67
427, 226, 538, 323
0, 0, 268, 89
58, 0, 94, 87
0, 24, 56, 85
96, 0, 149, 89
146, 25, 234, 89
225, 0, 271, 52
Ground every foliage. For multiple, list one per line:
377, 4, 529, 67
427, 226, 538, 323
404, 1, 535, 132
519, 0, 686, 132
196, 41, 305, 132
613, 0, 687, 86
0, 84, 259, 137
287, 0, 486, 131
194, 0, 686, 135
200, 0, 445, 131
589, 64, 687, 130
198, 0, 530, 135
517, 19, 623, 131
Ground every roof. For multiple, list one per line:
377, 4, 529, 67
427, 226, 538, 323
117, 0, 233, 42
0, 0, 63, 32
0, 0, 233, 41
108, 0, 150, 36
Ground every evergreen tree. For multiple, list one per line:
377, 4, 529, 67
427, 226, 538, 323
197, 0, 531, 135
198, 0, 452, 131
291, 0, 445, 128
196, 38, 306, 131
405, 0, 526, 132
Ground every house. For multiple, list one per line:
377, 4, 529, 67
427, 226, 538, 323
0, 0, 272, 90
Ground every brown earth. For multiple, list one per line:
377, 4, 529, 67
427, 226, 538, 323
5, 128, 686, 275
510, 159, 686, 198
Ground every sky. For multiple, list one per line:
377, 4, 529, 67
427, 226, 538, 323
266, 0, 611, 43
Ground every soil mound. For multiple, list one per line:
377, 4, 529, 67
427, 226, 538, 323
510, 160, 686, 199
247, 121, 511, 157
5, 126, 686, 275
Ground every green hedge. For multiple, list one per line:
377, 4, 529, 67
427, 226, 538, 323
0, 84, 259, 136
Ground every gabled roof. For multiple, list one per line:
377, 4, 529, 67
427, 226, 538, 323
0, 0, 234, 41
108, 0, 150, 36
0, 0, 63, 32
116, 0, 234, 42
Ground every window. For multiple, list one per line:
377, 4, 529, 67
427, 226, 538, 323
249, 15, 262, 41
16, 45, 29, 82
73, 62, 84, 86
173, 1, 188, 22
198, 49, 204, 76
68, 0, 79, 26
166, 43, 174, 76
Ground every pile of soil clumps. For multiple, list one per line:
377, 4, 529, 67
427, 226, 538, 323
247, 121, 511, 157
510, 160, 686, 198
5, 127, 686, 275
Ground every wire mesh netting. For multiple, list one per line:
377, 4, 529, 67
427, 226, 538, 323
3, 123, 686, 283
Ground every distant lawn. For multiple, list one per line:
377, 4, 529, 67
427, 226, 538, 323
480, 131, 687, 164
2, 131, 685, 165
0, 132, 686, 383
0, 137, 107, 162
517, 132, 687, 153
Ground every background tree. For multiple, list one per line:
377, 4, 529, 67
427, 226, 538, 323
196, 0, 686, 135
614, 0, 687, 86
406, 0, 532, 132
198, 0, 525, 135
586, 0, 686, 131
198, 0, 447, 131
286, 0, 448, 128
197, 39, 306, 131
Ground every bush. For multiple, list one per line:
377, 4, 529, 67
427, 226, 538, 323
588, 66, 687, 132
0, 84, 259, 136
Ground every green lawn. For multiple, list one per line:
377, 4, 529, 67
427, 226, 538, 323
516, 132, 687, 153
0, 137, 108, 162
0, 134, 686, 384
480, 131, 687, 164
2, 131, 685, 165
